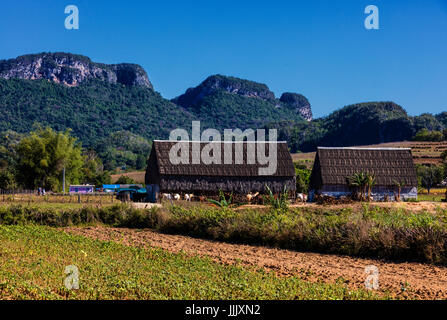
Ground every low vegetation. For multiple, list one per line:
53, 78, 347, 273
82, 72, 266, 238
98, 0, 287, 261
207, 190, 233, 208
1, 203, 447, 265
0, 224, 379, 299
264, 185, 289, 211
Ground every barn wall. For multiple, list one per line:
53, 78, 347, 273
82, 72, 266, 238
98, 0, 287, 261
310, 185, 417, 201
159, 175, 296, 194
145, 148, 160, 185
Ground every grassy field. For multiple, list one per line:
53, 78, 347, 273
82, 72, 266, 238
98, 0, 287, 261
416, 194, 445, 202
0, 224, 380, 300
1, 202, 447, 264
1, 200, 447, 299
111, 171, 145, 183
0, 193, 117, 205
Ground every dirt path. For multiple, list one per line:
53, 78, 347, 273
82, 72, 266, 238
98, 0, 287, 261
64, 226, 447, 300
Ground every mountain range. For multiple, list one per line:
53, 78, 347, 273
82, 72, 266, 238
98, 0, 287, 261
0, 52, 445, 168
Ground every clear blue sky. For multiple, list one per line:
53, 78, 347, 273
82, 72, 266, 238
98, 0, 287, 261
0, 0, 446, 118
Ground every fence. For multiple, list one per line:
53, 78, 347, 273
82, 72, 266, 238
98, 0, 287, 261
0, 189, 36, 195
0, 190, 117, 204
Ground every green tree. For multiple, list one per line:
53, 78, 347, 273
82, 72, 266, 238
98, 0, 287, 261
417, 165, 443, 194
97, 131, 152, 171
136, 154, 148, 170
0, 169, 17, 190
82, 150, 111, 187
115, 175, 137, 185
294, 163, 311, 193
15, 127, 84, 191
0, 130, 23, 170
440, 150, 447, 179
413, 129, 444, 142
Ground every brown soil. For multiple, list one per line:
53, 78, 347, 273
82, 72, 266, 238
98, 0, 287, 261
64, 226, 447, 300
131, 203, 162, 209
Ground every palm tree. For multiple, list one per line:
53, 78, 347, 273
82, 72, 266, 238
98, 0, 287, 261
393, 179, 404, 202
366, 173, 376, 201
348, 172, 367, 201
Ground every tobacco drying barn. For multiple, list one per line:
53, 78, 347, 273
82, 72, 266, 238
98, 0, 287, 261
145, 140, 296, 201
309, 147, 418, 201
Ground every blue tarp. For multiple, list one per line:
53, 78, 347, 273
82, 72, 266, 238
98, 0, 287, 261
102, 184, 120, 189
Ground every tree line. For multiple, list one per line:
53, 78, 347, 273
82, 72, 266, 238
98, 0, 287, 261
0, 127, 111, 191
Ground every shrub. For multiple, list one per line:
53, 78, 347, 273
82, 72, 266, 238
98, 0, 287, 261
115, 175, 137, 185
264, 185, 289, 211
207, 189, 233, 208
413, 129, 444, 142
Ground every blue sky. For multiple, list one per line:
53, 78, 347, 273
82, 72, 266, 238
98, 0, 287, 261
0, 0, 446, 118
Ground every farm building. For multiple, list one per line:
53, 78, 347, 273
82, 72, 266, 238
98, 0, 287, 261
145, 140, 296, 201
69, 185, 95, 194
309, 147, 418, 201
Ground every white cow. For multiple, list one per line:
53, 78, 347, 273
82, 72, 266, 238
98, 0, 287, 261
297, 193, 307, 203
162, 193, 172, 200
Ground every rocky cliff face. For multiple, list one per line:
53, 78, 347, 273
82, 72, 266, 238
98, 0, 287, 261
173, 74, 313, 121
0, 53, 313, 122
0, 53, 152, 88
172, 74, 276, 107
279, 92, 313, 121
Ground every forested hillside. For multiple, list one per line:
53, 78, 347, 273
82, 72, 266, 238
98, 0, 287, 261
172, 74, 312, 129
0, 53, 445, 170
266, 102, 445, 152
0, 78, 194, 148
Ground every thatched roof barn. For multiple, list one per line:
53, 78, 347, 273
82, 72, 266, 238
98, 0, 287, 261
145, 140, 296, 196
309, 147, 418, 200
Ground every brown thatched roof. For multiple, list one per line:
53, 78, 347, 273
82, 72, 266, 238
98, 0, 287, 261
310, 147, 418, 189
150, 140, 295, 177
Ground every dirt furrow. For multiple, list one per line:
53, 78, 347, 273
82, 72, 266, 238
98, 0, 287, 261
64, 226, 447, 299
